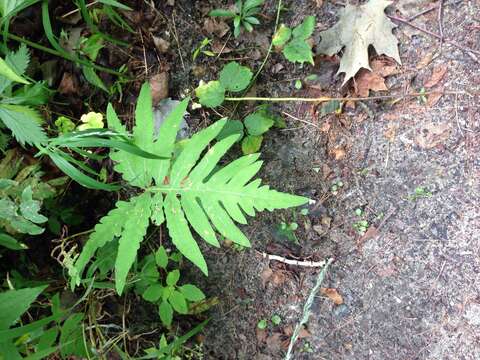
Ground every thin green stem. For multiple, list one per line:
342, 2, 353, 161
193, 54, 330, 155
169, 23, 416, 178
5, 33, 127, 78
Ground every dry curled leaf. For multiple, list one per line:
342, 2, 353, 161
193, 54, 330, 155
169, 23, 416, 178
150, 72, 169, 105
317, 0, 401, 84
354, 69, 388, 97
321, 287, 344, 305
416, 51, 436, 70
415, 122, 451, 149
424, 64, 448, 88
58, 72, 78, 95
427, 85, 444, 107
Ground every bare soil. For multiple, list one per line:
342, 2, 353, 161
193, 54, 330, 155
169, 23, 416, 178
163, 1, 480, 359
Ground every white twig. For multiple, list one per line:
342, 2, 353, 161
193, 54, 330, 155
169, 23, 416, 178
258, 251, 328, 268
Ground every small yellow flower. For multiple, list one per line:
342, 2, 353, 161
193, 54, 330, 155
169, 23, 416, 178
77, 112, 104, 131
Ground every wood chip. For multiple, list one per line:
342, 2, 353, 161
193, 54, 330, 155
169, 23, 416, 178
320, 287, 344, 305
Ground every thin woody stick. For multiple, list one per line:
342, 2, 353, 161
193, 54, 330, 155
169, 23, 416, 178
225, 90, 473, 103
257, 250, 328, 268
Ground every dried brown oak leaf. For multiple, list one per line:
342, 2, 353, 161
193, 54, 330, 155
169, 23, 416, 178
316, 0, 401, 85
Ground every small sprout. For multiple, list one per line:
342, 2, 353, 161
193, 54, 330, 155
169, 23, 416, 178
271, 314, 282, 325
280, 222, 287, 230
289, 222, 298, 231
77, 112, 104, 131
300, 208, 309, 216
418, 87, 427, 104
408, 186, 433, 201
294, 79, 302, 89
257, 319, 268, 330
355, 208, 363, 216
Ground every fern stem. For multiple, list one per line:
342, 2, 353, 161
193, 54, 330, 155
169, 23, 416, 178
4, 33, 127, 77
225, 90, 471, 103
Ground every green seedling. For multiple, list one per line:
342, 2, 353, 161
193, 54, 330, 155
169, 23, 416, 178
418, 87, 428, 104
408, 186, 433, 201
135, 247, 207, 328
257, 319, 268, 329
209, 0, 264, 38
272, 16, 316, 65
331, 180, 344, 195
353, 220, 369, 235
300, 208, 309, 216
192, 38, 215, 61
278, 221, 299, 244
271, 314, 282, 325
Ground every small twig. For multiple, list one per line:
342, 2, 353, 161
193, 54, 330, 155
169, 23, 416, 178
388, 15, 480, 61
171, 11, 186, 71
437, 0, 445, 52
258, 251, 328, 267
61, 1, 98, 18
284, 258, 333, 360
407, 4, 438, 21
225, 90, 472, 103
282, 111, 322, 130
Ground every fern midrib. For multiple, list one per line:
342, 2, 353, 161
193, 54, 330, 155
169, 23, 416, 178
148, 185, 275, 200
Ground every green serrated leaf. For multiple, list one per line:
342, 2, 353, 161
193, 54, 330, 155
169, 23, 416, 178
244, 111, 274, 136
0, 57, 28, 85
169, 290, 188, 314
71, 199, 136, 288
195, 81, 225, 108
272, 24, 292, 47
115, 192, 152, 294
283, 38, 314, 65
292, 15, 316, 40
219, 62, 253, 92
179, 284, 205, 302
0, 104, 47, 146
82, 66, 108, 93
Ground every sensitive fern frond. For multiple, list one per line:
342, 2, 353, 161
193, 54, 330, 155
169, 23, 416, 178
73, 84, 308, 293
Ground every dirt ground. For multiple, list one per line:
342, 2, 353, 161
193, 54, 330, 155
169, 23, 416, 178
159, 0, 480, 359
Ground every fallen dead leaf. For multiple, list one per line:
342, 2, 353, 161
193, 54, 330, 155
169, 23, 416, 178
317, 0, 401, 84
354, 69, 388, 97
283, 325, 311, 338
370, 56, 400, 77
265, 333, 283, 351
260, 267, 273, 288
211, 41, 232, 54
427, 85, 444, 107
384, 124, 398, 142
415, 122, 451, 149
320, 287, 344, 305
330, 146, 347, 160
315, 0, 324, 7
150, 72, 169, 105
58, 72, 78, 95
203, 18, 229, 38
152, 36, 170, 53
359, 225, 379, 243
416, 51, 436, 70
424, 64, 448, 88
